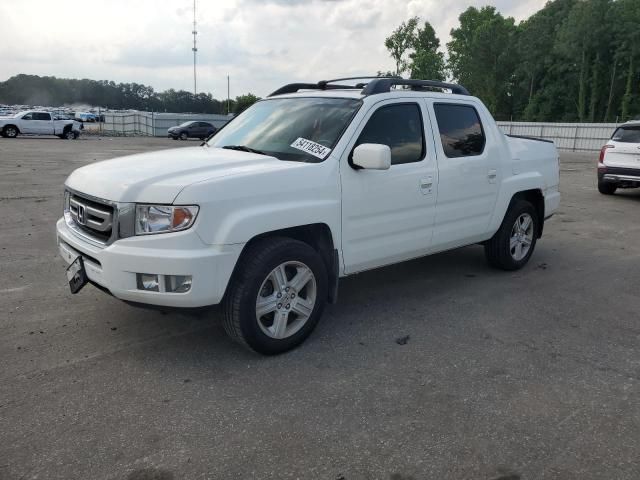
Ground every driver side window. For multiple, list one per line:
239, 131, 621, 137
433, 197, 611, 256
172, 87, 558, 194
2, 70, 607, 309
354, 103, 425, 165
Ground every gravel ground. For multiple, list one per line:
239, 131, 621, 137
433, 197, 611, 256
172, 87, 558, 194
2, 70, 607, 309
0, 136, 639, 480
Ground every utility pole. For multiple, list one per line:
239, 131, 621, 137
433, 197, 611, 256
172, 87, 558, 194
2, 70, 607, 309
192, 0, 197, 96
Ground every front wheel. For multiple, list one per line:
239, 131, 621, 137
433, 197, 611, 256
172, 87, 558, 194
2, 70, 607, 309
179, 132, 188, 140
63, 130, 76, 140
3, 126, 18, 138
222, 237, 328, 355
485, 199, 539, 271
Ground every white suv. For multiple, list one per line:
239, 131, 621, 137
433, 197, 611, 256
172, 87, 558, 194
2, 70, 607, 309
57, 77, 560, 354
598, 120, 640, 194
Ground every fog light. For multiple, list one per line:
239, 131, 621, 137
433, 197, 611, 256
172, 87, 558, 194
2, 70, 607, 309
166, 275, 192, 293
137, 273, 159, 292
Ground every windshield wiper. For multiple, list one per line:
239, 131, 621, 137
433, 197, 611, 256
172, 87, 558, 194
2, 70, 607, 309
221, 145, 268, 156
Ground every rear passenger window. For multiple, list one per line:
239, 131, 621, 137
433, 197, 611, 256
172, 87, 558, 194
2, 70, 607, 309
35, 113, 51, 121
433, 104, 485, 158
355, 103, 425, 165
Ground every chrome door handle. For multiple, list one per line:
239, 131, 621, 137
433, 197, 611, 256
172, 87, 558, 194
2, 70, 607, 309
488, 169, 497, 183
420, 177, 433, 195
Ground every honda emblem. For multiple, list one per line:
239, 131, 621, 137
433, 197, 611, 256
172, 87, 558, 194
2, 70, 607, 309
77, 204, 86, 225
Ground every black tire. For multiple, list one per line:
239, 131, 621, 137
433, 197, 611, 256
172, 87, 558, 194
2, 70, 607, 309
222, 237, 328, 355
63, 129, 75, 140
180, 132, 188, 140
598, 181, 617, 195
484, 199, 539, 271
3, 125, 18, 138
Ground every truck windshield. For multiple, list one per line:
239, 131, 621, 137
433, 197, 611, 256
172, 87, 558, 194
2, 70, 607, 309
208, 97, 362, 162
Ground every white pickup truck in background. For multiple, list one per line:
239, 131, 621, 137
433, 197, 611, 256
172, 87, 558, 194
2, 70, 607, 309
56, 77, 560, 354
0, 110, 82, 139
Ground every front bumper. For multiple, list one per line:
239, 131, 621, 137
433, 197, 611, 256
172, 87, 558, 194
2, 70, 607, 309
56, 217, 243, 308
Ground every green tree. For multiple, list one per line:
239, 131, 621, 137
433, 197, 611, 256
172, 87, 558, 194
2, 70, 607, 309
384, 16, 419, 76
447, 6, 517, 118
409, 21, 445, 81
513, 0, 577, 120
233, 93, 260, 115
0, 74, 251, 114
554, 0, 610, 122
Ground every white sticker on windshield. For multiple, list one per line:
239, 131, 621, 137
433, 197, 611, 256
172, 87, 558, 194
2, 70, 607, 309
290, 137, 332, 159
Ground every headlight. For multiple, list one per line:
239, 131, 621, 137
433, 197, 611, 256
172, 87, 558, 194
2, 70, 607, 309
135, 205, 199, 235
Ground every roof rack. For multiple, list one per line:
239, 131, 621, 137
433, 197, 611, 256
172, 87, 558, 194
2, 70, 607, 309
361, 78, 470, 96
268, 76, 470, 97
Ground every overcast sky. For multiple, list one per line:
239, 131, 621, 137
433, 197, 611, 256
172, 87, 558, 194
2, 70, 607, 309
0, 0, 546, 99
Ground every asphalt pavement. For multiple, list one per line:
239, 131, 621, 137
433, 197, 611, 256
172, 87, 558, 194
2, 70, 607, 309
1, 136, 639, 479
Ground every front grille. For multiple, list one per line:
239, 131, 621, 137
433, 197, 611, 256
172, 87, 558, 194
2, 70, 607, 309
64, 190, 117, 244
68, 194, 114, 242
64, 190, 136, 246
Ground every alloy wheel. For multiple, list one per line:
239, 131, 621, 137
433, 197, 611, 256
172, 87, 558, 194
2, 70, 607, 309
255, 261, 317, 339
510, 213, 534, 261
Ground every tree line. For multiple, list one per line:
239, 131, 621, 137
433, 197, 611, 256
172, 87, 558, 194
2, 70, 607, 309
384, 0, 639, 122
0, 74, 260, 115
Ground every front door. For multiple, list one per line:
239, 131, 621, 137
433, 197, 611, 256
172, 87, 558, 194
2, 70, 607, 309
340, 100, 438, 274
19, 112, 36, 134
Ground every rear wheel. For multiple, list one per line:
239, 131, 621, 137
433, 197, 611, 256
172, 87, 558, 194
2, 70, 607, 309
485, 199, 539, 271
3, 126, 18, 138
598, 181, 617, 195
222, 237, 327, 355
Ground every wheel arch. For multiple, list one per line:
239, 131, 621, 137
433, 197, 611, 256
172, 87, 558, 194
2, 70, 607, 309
499, 189, 545, 238
489, 173, 547, 239
512, 189, 544, 238
225, 223, 340, 304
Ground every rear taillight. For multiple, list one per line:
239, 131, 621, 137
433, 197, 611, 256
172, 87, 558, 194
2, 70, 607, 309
598, 145, 613, 169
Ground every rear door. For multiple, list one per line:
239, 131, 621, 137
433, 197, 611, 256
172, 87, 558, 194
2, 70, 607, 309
196, 122, 210, 137
202, 122, 215, 136
605, 125, 640, 169
426, 101, 499, 250
340, 100, 438, 273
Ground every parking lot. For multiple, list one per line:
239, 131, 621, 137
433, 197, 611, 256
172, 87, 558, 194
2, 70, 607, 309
1, 136, 639, 480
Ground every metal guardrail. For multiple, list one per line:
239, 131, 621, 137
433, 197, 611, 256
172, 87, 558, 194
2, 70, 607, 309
97, 114, 616, 151
497, 122, 617, 152
98, 112, 232, 137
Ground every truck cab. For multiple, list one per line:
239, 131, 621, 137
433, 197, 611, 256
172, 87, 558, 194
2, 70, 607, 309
56, 77, 560, 354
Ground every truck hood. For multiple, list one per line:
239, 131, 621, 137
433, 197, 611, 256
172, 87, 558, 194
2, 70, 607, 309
65, 146, 297, 203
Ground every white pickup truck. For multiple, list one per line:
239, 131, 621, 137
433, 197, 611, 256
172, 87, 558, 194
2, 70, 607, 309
56, 77, 560, 354
0, 110, 82, 139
